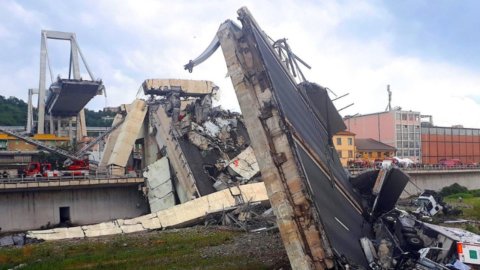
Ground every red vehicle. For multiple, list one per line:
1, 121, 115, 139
22, 162, 60, 177
21, 159, 89, 178
438, 159, 462, 168
61, 159, 89, 176
348, 159, 370, 168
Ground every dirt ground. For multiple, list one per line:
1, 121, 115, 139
198, 227, 291, 269
0, 226, 291, 270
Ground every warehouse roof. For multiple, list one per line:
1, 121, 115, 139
356, 138, 396, 151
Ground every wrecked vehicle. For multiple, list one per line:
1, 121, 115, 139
412, 190, 462, 218
185, 6, 480, 269
415, 190, 445, 217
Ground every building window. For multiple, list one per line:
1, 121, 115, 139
402, 114, 407, 121
0, 140, 7, 150
337, 150, 342, 158
368, 152, 372, 158
396, 113, 401, 120
384, 152, 390, 157
377, 152, 381, 157
336, 138, 342, 145
348, 150, 353, 158
347, 138, 353, 145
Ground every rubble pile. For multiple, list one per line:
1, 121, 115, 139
204, 202, 276, 232
147, 86, 260, 199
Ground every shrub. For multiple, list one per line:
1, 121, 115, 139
440, 183, 468, 197
469, 189, 480, 197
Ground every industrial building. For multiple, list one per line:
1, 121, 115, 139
421, 126, 480, 164
344, 109, 422, 162
344, 109, 480, 165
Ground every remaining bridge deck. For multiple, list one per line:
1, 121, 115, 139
46, 79, 103, 117
0, 176, 144, 192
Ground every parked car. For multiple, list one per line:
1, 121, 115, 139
438, 159, 462, 168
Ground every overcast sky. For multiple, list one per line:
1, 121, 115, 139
1, 0, 479, 128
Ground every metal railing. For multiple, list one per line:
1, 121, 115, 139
348, 164, 480, 175
0, 172, 143, 184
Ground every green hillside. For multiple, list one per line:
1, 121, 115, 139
0, 95, 115, 127
0, 96, 28, 126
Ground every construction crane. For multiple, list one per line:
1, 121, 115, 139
0, 117, 125, 167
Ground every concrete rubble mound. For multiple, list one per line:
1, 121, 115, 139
144, 78, 260, 207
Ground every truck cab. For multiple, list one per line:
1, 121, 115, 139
415, 190, 444, 217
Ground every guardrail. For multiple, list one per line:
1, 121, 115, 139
348, 165, 480, 175
0, 172, 143, 185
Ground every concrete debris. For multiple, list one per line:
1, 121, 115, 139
0, 233, 40, 248
203, 203, 276, 232
143, 157, 175, 212
142, 79, 217, 96
27, 182, 268, 241
227, 146, 259, 180
187, 131, 210, 151
203, 121, 220, 137
144, 79, 258, 208
0, 235, 14, 247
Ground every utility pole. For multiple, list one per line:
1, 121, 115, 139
385, 84, 392, 111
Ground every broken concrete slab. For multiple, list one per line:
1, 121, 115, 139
137, 215, 162, 230
26, 227, 85, 241
144, 157, 176, 212
187, 131, 210, 151
227, 146, 259, 180
142, 79, 217, 96
82, 221, 123, 238
107, 99, 148, 174
157, 182, 268, 228
99, 105, 130, 170
120, 223, 144, 234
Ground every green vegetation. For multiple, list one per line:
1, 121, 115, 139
441, 184, 480, 220
439, 183, 469, 197
0, 96, 29, 126
0, 95, 115, 127
84, 109, 116, 127
0, 229, 272, 270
